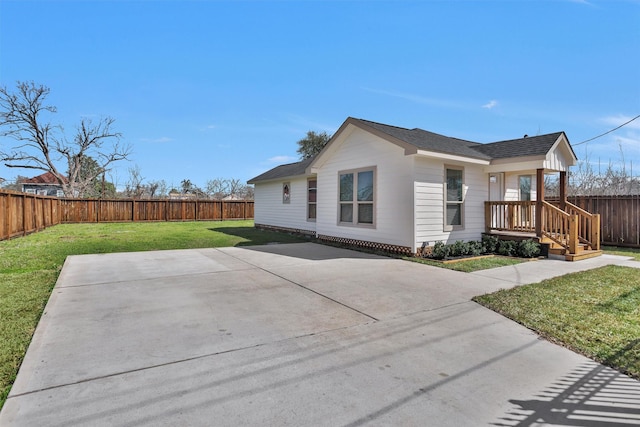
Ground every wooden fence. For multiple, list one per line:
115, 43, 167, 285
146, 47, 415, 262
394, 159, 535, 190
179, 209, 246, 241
0, 190, 254, 241
1, 190, 62, 240
564, 195, 640, 248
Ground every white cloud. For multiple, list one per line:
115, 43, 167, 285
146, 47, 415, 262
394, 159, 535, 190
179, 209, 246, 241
482, 100, 498, 109
141, 137, 173, 143
268, 155, 297, 164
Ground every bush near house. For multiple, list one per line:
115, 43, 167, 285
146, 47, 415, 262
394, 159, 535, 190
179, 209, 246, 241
427, 236, 540, 260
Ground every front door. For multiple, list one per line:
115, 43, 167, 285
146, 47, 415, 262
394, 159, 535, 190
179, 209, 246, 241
489, 173, 504, 201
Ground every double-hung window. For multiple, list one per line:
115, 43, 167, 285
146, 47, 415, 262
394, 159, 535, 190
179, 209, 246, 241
307, 179, 317, 220
339, 167, 375, 226
444, 167, 464, 231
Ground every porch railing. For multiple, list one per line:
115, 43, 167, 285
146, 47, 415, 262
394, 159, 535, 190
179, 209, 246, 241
485, 200, 601, 254
484, 201, 535, 232
564, 201, 600, 250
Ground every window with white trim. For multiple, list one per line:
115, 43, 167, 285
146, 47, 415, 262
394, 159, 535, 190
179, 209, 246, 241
307, 178, 317, 221
444, 167, 464, 231
338, 167, 375, 226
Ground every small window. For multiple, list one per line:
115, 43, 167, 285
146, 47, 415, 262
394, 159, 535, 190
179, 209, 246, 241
519, 175, 532, 201
444, 167, 464, 231
307, 179, 317, 221
338, 167, 375, 227
282, 182, 290, 204
56, 190, 65, 198
25, 189, 36, 194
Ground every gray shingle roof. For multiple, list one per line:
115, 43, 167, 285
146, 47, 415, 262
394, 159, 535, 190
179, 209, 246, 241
248, 118, 569, 183
247, 156, 314, 183
472, 132, 565, 159
355, 118, 492, 160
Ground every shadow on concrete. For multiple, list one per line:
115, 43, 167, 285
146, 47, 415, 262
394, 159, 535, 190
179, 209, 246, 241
493, 361, 640, 426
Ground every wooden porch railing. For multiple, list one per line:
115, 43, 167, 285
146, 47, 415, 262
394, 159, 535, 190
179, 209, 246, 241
485, 200, 601, 255
484, 201, 536, 232
540, 201, 572, 251
564, 201, 600, 250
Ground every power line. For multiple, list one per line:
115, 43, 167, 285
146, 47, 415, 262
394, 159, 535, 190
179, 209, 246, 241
574, 114, 640, 146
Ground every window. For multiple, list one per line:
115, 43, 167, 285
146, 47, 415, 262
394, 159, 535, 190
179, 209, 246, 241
338, 167, 375, 226
444, 167, 464, 231
25, 189, 36, 194
519, 175, 532, 201
56, 190, 65, 198
307, 179, 317, 220
282, 182, 290, 204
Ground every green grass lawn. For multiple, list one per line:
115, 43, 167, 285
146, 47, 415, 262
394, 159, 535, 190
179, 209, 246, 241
604, 245, 640, 261
0, 221, 305, 410
475, 263, 640, 379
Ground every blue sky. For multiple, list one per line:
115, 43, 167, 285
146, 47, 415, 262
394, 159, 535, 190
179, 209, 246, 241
1, 0, 639, 189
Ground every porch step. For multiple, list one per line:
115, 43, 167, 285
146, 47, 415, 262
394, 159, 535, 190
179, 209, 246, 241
564, 250, 603, 262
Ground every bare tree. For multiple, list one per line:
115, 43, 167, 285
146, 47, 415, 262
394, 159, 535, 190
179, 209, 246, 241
124, 165, 146, 199
0, 81, 131, 197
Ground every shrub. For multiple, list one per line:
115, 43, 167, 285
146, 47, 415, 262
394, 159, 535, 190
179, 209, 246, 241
467, 240, 483, 256
517, 239, 540, 258
482, 234, 500, 254
497, 240, 517, 257
450, 240, 468, 257
432, 241, 450, 260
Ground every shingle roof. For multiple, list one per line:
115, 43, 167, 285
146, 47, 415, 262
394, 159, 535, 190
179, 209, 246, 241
247, 156, 314, 183
356, 118, 492, 160
248, 118, 570, 183
472, 132, 564, 159
21, 171, 66, 184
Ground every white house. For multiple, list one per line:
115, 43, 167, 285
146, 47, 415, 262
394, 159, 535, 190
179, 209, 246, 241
249, 117, 599, 259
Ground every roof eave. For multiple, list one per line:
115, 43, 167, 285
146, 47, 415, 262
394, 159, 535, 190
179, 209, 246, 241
415, 149, 491, 165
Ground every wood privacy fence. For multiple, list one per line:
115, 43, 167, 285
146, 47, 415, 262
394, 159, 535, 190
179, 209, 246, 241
0, 190, 254, 241
1, 191, 62, 240
564, 195, 640, 248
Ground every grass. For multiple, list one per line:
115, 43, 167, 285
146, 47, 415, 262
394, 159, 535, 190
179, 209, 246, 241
604, 245, 640, 261
405, 255, 526, 272
0, 220, 305, 410
475, 263, 640, 379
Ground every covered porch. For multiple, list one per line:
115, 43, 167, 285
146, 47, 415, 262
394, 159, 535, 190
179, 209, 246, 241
485, 169, 602, 261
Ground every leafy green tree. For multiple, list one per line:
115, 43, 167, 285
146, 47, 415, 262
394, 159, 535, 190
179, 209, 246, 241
296, 130, 330, 160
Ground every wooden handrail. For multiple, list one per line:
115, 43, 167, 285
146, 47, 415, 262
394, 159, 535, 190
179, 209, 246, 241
540, 201, 572, 250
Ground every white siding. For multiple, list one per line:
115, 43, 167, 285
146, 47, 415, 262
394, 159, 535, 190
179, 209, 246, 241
504, 172, 537, 201
414, 157, 488, 248
253, 177, 316, 233
316, 128, 414, 248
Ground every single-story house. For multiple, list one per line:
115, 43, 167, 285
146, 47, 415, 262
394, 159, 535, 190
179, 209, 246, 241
248, 117, 600, 260
20, 172, 65, 197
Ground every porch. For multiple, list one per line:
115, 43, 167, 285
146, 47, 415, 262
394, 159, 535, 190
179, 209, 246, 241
484, 169, 602, 261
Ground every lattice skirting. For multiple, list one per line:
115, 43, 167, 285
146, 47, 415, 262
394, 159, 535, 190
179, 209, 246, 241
316, 234, 413, 256
254, 223, 316, 237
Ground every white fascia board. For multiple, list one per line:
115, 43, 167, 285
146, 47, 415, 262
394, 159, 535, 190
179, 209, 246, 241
483, 160, 546, 173
415, 150, 490, 165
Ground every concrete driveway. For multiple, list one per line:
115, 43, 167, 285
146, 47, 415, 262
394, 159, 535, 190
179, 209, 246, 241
1, 243, 639, 426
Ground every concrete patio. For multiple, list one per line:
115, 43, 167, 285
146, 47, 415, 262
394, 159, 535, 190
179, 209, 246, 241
1, 243, 639, 426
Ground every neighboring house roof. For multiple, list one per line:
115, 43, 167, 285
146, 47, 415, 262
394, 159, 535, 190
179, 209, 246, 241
20, 171, 66, 185
248, 117, 575, 183
247, 156, 315, 184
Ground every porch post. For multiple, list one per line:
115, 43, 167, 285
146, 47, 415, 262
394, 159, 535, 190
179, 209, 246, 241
535, 168, 544, 237
559, 171, 567, 210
